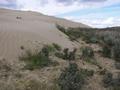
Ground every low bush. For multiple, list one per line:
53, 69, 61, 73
103, 72, 113, 87
102, 45, 111, 58
55, 48, 77, 61
115, 62, 120, 69
20, 45, 56, 70
81, 46, 94, 59
113, 41, 120, 62
103, 72, 120, 90
80, 46, 95, 64
58, 63, 94, 90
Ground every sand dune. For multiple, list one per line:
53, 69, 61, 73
0, 8, 89, 62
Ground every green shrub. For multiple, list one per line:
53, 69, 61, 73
113, 41, 120, 62
82, 33, 98, 43
68, 48, 77, 61
115, 62, 120, 69
20, 51, 51, 70
103, 72, 120, 90
58, 63, 94, 90
102, 45, 111, 58
58, 63, 84, 90
20, 45, 56, 70
63, 48, 69, 60
103, 72, 113, 87
81, 46, 94, 60
80, 46, 99, 66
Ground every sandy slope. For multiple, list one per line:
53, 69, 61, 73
0, 8, 89, 62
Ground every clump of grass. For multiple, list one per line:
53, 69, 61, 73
58, 63, 94, 90
20, 45, 57, 70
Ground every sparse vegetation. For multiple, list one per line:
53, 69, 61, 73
57, 25, 120, 62
56, 24, 99, 43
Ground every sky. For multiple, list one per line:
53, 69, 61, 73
0, 0, 120, 28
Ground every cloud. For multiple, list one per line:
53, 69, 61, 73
0, 0, 120, 15
63, 16, 120, 28
0, 0, 17, 8
81, 0, 107, 3
0, 0, 120, 28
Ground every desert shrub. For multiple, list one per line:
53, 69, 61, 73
81, 46, 94, 61
103, 72, 120, 90
21, 51, 51, 70
113, 41, 120, 62
20, 45, 56, 70
53, 43, 62, 51
58, 63, 94, 90
80, 46, 98, 65
102, 45, 111, 58
55, 48, 77, 61
58, 63, 84, 90
63, 48, 69, 60
56, 48, 69, 60
103, 72, 113, 87
80, 69, 94, 77
42, 45, 55, 54
101, 35, 114, 47
99, 69, 107, 75
82, 31, 98, 43
68, 48, 77, 61
65, 29, 81, 41
115, 62, 120, 69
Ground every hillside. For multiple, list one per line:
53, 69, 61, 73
0, 8, 120, 90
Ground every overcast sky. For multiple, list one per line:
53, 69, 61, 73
0, 0, 120, 28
